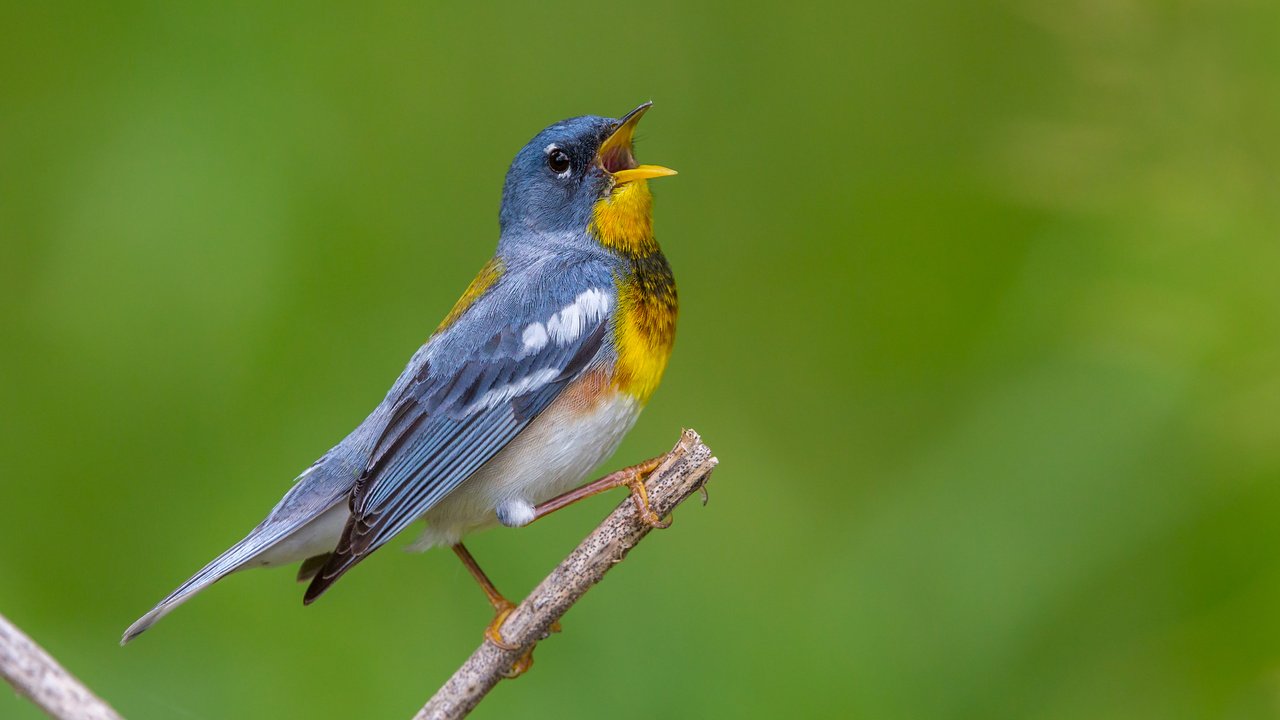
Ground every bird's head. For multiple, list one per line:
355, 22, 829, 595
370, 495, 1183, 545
498, 102, 676, 249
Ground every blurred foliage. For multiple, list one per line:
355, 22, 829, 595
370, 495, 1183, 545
3, 1, 1280, 718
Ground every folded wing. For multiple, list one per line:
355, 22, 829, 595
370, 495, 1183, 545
303, 293, 610, 602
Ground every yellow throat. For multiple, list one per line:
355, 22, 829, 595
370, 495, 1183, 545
590, 180, 677, 404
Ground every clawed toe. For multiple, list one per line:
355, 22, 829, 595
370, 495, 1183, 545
485, 602, 551, 678
484, 602, 520, 651
625, 475, 672, 529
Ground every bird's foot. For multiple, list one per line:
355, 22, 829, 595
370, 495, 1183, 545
484, 600, 520, 650
484, 601, 533, 677
484, 601, 562, 678
624, 470, 672, 529
531, 452, 675, 526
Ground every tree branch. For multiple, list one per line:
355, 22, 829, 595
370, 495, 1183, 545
0, 612, 123, 720
414, 428, 718, 720
1, 429, 716, 720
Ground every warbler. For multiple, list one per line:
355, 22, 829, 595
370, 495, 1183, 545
122, 103, 679, 661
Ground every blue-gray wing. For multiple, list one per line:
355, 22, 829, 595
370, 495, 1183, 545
303, 305, 608, 602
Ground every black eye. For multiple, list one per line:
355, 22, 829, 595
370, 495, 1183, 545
547, 148, 571, 174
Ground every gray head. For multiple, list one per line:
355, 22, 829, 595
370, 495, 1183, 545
497, 102, 676, 239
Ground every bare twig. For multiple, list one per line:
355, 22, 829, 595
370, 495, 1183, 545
0, 612, 123, 720
414, 428, 718, 720
0, 429, 715, 720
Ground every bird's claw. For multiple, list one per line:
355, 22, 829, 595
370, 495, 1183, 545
485, 601, 520, 650
641, 507, 672, 529
502, 652, 535, 678
625, 474, 672, 529
485, 602, 534, 678
485, 602, 563, 678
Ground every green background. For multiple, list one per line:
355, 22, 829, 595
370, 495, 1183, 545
3, 1, 1280, 718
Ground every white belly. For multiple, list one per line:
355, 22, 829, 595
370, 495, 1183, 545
409, 388, 642, 549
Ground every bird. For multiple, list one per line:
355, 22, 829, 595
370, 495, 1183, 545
122, 102, 680, 667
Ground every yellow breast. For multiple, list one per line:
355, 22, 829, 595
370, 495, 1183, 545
613, 263, 677, 403
589, 179, 678, 404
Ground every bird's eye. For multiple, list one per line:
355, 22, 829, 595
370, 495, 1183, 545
547, 148, 571, 175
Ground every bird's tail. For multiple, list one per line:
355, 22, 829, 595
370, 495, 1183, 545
121, 422, 378, 644
121, 462, 352, 644
120, 530, 271, 644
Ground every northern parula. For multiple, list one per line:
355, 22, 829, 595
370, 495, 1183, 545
123, 103, 679, 658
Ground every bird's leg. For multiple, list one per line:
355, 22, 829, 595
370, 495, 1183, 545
451, 544, 516, 644
532, 454, 672, 528
451, 543, 543, 677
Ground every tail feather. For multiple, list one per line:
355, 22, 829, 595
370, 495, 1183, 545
122, 410, 388, 643
301, 510, 379, 604
301, 543, 360, 605
121, 533, 265, 644
295, 553, 332, 583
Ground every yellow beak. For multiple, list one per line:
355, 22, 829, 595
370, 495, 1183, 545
612, 164, 679, 184
598, 101, 678, 185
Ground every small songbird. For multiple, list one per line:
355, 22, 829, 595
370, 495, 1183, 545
123, 103, 679, 660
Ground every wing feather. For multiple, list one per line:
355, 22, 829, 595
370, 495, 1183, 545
303, 306, 608, 603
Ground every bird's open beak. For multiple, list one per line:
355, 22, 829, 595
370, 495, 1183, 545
597, 102, 678, 185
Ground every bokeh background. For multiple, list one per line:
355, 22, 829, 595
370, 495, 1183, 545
3, 1, 1280, 718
